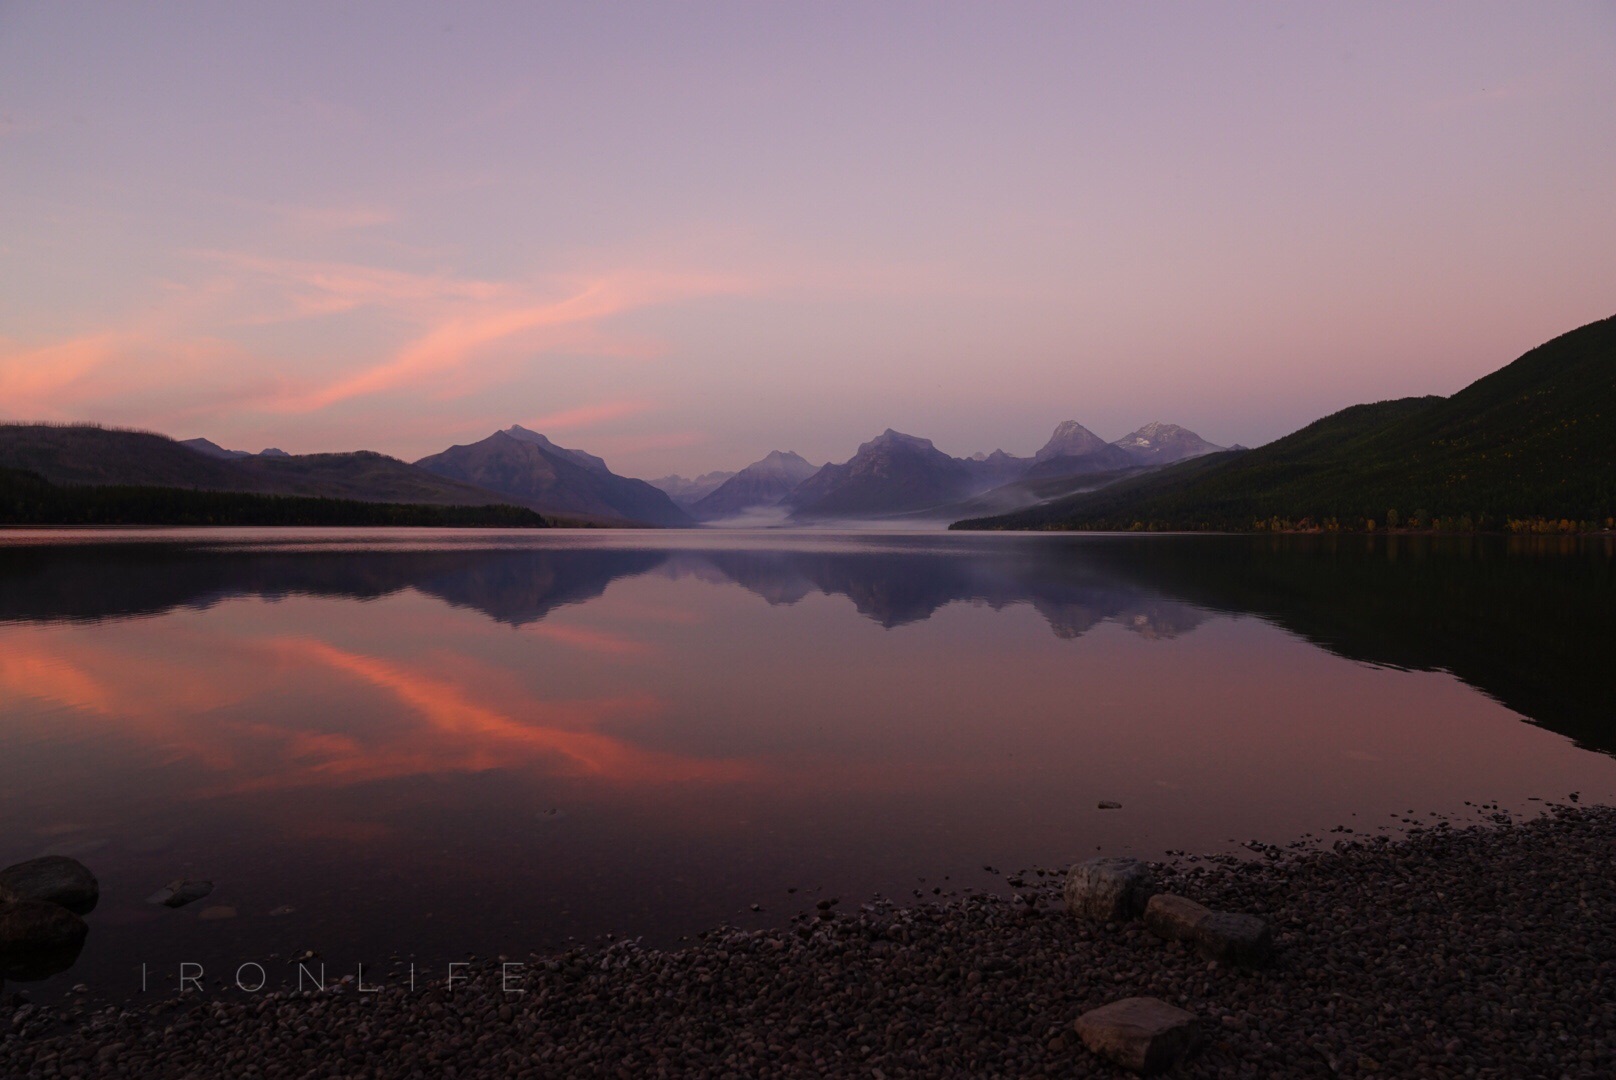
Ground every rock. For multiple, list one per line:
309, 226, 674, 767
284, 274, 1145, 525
0, 857, 99, 915
147, 880, 214, 909
1074, 996, 1201, 1074
1143, 893, 1271, 967
1143, 893, 1213, 942
1064, 857, 1156, 922
198, 906, 237, 921
1098, 801, 1123, 810
1193, 912, 1272, 967
0, 901, 90, 952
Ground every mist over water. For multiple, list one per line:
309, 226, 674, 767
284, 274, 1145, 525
1, 529, 1612, 999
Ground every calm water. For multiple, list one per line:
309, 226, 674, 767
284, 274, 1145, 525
2, 528, 1613, 998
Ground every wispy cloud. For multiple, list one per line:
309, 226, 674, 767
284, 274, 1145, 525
523, 399, 655, 431
590, 431, 712, 455
0, 252, 751, 433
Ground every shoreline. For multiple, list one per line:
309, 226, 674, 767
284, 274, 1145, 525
4, 804, 1613, 1077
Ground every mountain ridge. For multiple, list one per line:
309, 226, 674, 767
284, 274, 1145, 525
693, 450, 820, 520
414, 430, 692, 526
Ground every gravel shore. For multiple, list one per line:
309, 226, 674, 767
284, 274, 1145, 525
4, 804, 1614, 1078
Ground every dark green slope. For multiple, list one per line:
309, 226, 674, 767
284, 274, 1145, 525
0, 467, 552, 527
956, 314, 1616, 530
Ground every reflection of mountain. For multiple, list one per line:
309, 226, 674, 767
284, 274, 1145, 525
0, 546, 666, 628
2, 535, 1609, 754
687, 546, 1203, 635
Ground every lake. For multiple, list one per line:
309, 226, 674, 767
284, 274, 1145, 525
2, 528, 1613, 998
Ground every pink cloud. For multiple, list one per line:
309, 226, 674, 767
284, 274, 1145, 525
0, 253, 751, 434
0, 334, 122, 416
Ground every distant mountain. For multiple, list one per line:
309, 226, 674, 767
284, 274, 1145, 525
180, 437, 252, 460
1031, 421, 1135, 475
415, 430, 692, 526
0, 424, 544, 511
1111, 422, 1225, 464
502, 424, 611, 474
692, 451, 819, 519
650, 470, 737, 508
182, 438, 302, 460
955, 314, 1616, 531
961, 449, 1033, 490
787, 430, 979, 519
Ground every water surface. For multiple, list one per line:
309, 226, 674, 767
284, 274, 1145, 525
1, 529, 1612, 997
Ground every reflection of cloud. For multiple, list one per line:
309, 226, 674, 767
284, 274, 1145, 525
0, 627, 752, 797
0, 645, 118, 716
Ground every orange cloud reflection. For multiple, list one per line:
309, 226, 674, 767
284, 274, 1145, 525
0, 627, 755, 799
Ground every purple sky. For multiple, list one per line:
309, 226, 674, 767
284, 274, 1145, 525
2, 3, 1613, 477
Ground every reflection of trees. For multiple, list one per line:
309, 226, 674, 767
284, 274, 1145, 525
1075, 534, 1616, 755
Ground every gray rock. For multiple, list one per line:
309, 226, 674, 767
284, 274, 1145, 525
1074, 996, 1201, 1074
1064, 857, 1156, 922
1098, 800, 1123, 810
0, 857, 99, 915
146, 879, 214, 909
1144, 893, 1271, 966
0, 901, 90, 952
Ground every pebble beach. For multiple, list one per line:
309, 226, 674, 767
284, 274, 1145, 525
4, 804, 1613, 1078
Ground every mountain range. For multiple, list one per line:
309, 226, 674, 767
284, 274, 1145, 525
0, 416, 1227, 527
955, 313, 1616, 531
650, 470, 736, 507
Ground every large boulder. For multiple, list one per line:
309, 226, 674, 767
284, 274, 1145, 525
1074, 996, 1201, 1074
0, 857, 100, 915
1064, 857, 1157, 922
1144, 892, 1272, 967
0, 900, 90, 953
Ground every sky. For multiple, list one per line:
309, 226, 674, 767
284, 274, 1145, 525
2, 3, 1613, 478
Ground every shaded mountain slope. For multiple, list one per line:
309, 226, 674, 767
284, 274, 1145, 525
415, 431, 691, 526
956, 313, 1616, 530
692, 451, 818, 519
786, 431, 977, 519
0, 467, 550, 528
0, 425, 276, 490
0, 425, 519, 509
